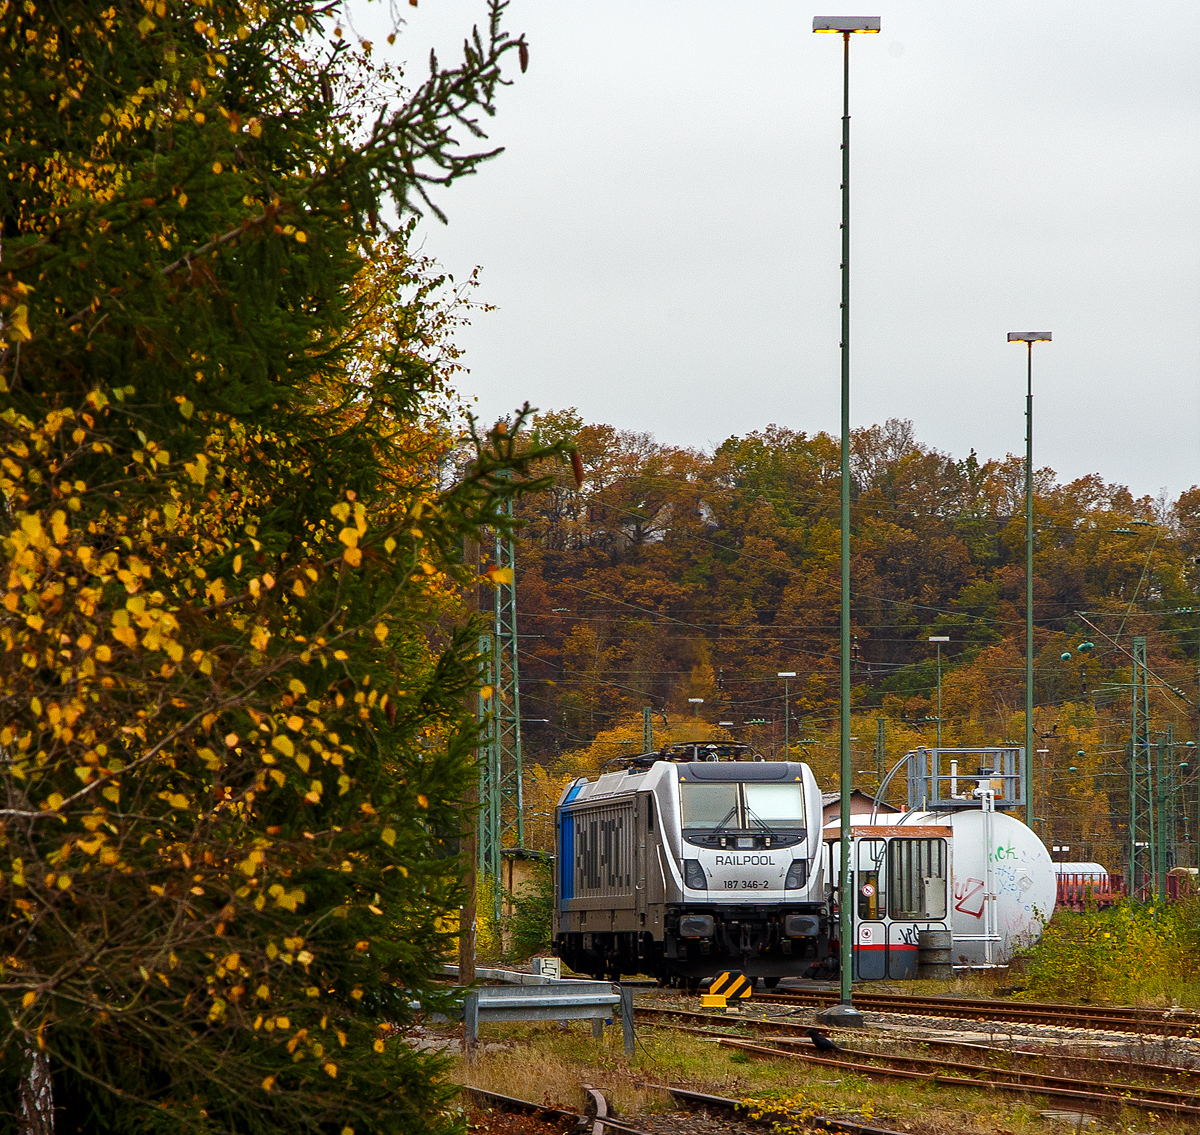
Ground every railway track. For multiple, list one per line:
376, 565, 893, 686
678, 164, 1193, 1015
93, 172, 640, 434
464, 1082, 913, 1135
695, 987, 1200, 1036
637, 1004, 1200, 1074
633, 1002, 1200, 1121
718, 1036, 1200, 1120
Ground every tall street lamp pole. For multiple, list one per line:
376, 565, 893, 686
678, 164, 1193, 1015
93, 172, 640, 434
928, 636, 949, 749
1008, 331, 1051, 829
778, 671, 797, 756
814, 13, 878, 1028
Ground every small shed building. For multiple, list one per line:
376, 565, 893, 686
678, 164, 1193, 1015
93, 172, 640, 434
821, 789, 901, 826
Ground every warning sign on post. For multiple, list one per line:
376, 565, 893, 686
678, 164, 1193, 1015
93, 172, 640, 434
709, 970, 752, 1000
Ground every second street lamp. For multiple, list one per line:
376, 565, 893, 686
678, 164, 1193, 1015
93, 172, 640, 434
1008, 330, 1051, 830
814, 12, 879, 1029
778, 671, 797, 756
928, 636, 949, 748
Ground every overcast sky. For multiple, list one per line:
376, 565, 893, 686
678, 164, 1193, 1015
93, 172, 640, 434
352, 1, 1199, 502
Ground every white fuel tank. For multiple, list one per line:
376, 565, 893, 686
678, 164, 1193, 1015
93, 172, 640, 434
847, 809, 1057, 964
934, 810, 1056, 964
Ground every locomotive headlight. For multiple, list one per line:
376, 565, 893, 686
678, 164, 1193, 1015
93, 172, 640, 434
784, 914, 820, 938
784, 860, 808, 889
679, 914, 715, 938
683, 860, 707, 890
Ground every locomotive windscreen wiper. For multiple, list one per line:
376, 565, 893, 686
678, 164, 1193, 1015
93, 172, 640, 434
710, 804, 741, 835
744, 803, 779, 836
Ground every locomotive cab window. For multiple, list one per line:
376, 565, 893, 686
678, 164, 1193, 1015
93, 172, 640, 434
681, 783, 740, 830
888, 837, 948, 920
744, 783, 805, 830
681, 782, 805, 831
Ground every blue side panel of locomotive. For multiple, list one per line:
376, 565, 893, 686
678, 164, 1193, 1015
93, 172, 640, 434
559, 781, 584, 902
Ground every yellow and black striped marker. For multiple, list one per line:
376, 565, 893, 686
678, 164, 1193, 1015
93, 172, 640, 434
709, 971, 752, 1000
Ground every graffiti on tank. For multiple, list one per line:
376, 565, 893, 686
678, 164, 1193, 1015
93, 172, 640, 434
893, 923, 921, 946
953, 877, 986, 918
991, 844, 1018, 862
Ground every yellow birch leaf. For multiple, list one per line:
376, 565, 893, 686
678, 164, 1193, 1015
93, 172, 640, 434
381, 827, 396, 846
323, 1062, 337, 1078
373, 623, 388, 644
342, 547, 361, 567
47, 793, 64, 811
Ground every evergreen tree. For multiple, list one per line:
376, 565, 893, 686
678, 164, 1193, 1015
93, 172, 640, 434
0, 2, 553, 1131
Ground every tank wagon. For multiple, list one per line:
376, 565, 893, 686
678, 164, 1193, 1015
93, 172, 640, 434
553, 743, 828, 985
825, 808, 1056, 979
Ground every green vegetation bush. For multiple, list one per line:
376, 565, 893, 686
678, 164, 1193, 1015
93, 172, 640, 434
1017, 899, 1200, 1005
507, 861, 555, 960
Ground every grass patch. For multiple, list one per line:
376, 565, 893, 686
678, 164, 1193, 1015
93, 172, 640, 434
452, 1015, 1200, 1134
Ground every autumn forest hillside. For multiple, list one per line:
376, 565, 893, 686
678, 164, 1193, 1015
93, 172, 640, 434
503, 410, 1200, 873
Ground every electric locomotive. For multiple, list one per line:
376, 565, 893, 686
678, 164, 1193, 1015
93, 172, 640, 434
552, 742, 828, 985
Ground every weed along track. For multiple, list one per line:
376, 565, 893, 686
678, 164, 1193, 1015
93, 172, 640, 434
645, 1084, 915, 1135
463, 1082, 914, 1135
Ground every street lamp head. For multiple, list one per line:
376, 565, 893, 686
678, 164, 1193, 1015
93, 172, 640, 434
813, 16, 880, 32
928, 636, 949, 643
687, 698, 704, 704
1007, 331, 1052, 343
777, 671, 797, 678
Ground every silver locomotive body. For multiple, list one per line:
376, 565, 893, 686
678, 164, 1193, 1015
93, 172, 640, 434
553, 747, 828, 983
